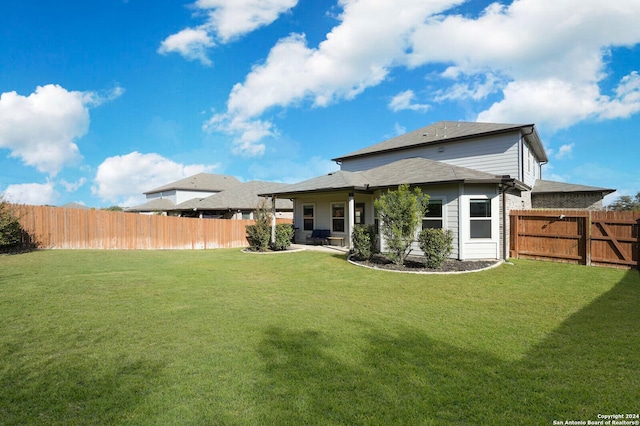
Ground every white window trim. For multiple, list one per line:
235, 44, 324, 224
422, 196, 447, 230
331, 202, 346, 234
460, 194, 499, 242
302, 203, 315, 231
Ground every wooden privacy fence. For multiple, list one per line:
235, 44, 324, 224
12, 204, 292, 250
510, 210, 640, 269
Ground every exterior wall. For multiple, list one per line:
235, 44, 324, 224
532, 193, 605, 210
293, 192, 375, 247
459, 184, 501, 260
402, 184, 460, 259
175, 190, 219, 204
340, 133, 522, 178
146, 190, 177, 204
146, 189, 219, 204
522, 140, 542, 187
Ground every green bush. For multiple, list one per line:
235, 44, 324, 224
271, 223, 295, 251
351, 224, 377, 260
245, 204, 272, 251
374, 184, 428, 265
418, 228, 454, 268
0, 198, 23, 250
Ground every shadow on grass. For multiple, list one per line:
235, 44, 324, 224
255, 270, 640, 424
0, 353, 164, 425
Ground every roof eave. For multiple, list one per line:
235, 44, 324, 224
332, 125, 533, 163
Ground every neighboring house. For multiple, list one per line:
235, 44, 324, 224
125, 173, 242, 214
262, 121, 615, 260
168, 180, 293, 219
126, 173, 293, 219
531, 180, 614, 210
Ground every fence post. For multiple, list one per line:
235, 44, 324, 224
637, 218, 640, 272
585, 211, 591, 266
510, 212, 519, 259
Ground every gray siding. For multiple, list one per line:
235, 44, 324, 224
340, 133, 521, 179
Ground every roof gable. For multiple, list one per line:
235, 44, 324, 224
333, 121, 548, 163
144, 173, 242, 194
532, 180, 615, 194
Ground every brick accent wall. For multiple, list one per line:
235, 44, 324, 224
532, 193, 605, 210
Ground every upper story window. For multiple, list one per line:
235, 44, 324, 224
303, 204, 314, 231
332, 203, 345, 232
422, 199, 443, 229
470, 199, 491, 239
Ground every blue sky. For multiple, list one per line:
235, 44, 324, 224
1, 0, 639, 207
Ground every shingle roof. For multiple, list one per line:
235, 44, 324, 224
264, 157, 515, 196
124, 198, 175, 212
171, 181, 293, 211
332, 121, 548, 163
144, 173, 242, 194
532, 180, 615, 194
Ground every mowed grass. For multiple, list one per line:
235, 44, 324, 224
0, 249, 638, 425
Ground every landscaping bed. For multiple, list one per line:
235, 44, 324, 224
352, 253, 499, 272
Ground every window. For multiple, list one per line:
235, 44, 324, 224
332, 203, 345, 232
355, 203, 365, 225
470, 199, 491, 238
303, 204, 314, 231
422, 199, 443, 229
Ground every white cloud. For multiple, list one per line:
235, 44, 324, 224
204, 113, 273, 156
197, 0, 298, 42
2, 182, 59, 206
554, 143, 574, 160
389, 90, 430, 112
92, 152, 219, 206
209, 0, 640, 151
159, 0, 297, 64
60, 178, 87, 193
158, 28, 215, 66
0, 84, 122, 177
212, 0, 459, 154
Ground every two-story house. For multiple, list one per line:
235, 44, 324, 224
262, 121, 613, 260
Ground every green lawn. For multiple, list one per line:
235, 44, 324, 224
0, 249, 638, 425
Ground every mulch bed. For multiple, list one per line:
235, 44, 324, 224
351, 253, 499, 273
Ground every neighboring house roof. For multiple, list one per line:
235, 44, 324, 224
171, 181, 294, 211
332, 121, 548, 164
263, 157, 523, 197
144, 173, 242, 195
124, 198, 175, 212
532, 180, 615, 195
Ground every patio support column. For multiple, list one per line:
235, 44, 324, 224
348, 193, 355, 249
271, 196, 276, 244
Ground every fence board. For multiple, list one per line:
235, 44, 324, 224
11, 204, 292, 250
510, 209, 640, 270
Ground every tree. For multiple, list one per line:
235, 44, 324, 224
0, 196, 23, 249
374, 184, 428, 265
245, 202, 272, 251
608, 192, 640, 211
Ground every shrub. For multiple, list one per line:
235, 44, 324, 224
374, 184, 428, 265
351, 224, 377, 260
418, 228, 454, 269
245, 204, 272, 251
0, 198, 23, 250
271, 223, 295, 251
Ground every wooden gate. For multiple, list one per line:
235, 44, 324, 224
510, 210, 640, 270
